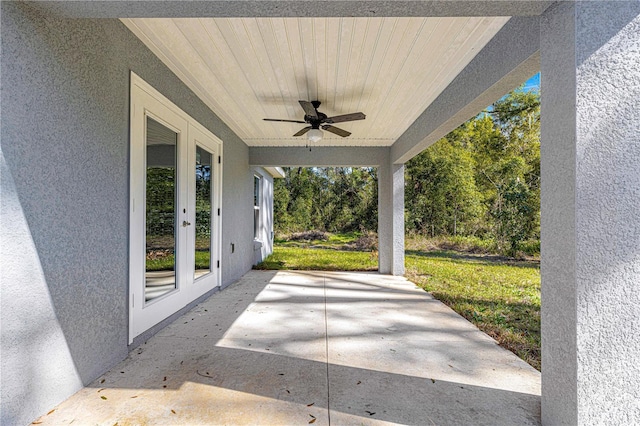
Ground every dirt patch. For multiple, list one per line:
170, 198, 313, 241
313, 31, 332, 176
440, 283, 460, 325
286, 230, 329, 241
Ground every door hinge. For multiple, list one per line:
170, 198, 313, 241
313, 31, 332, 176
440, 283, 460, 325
217, 260, 220, 268
218, 156, 221, 164
217, 208, 221, 216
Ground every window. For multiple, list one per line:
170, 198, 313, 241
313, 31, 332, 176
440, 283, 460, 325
254, 175, 261, 240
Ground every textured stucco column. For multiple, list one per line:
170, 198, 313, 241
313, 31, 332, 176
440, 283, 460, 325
541, 3, 640, 424
378, 155, 404, 275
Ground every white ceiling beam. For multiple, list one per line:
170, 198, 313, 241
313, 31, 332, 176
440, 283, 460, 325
249, 146, 389, 167
391, 15, 540, 164
30, 1, 554, 18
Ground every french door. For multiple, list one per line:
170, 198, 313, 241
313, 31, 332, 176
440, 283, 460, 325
129, 74, 222, 342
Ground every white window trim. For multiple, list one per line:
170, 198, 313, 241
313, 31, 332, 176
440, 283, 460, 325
254, 174, 262, 242
129, 72, 223, 343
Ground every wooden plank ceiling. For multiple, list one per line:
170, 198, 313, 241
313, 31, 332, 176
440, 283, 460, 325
122, 17, 509, 147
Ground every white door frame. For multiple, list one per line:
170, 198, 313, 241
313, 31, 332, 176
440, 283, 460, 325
129, 72, 223, 343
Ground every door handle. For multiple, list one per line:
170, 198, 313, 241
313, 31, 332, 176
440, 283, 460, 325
182, 220, 191, 227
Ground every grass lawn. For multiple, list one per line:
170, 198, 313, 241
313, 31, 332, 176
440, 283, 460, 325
257, 233, 541, 370
254, 246, 378, 271
146, 250, 211, 271
274, 231, 367, 249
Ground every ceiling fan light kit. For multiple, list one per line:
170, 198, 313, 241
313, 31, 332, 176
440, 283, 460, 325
307, 128, 323, 143
264, 100, 366, 144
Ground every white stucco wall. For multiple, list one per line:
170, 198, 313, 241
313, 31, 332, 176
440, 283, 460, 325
0, 4, 257, 424
541, 3, 640, 424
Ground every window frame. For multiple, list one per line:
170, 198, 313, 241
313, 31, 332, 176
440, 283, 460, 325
253, 174, 262, 241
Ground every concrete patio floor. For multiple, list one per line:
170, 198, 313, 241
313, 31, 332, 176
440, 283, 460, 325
36, 270, 541, 425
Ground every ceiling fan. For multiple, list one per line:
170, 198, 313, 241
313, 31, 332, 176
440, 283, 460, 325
263, 100, 366, 143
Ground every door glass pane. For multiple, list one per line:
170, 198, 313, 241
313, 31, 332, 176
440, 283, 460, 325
195, 145, 212, 279
145, 117, 178, 302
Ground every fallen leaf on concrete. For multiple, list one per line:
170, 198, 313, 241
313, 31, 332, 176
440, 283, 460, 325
431, 379, 436, 383
47, 409, 56, 415
171, 410, 176, 414
309, 419, 316, 424
31, 422, 42, 425
97, 388, 106, 393
131, 396, 138, 399
307, 403, 315, 407
196, 371, 214, 379
100, 379, 106, 384
365, 411, 375, 416
286, 390, 290, 394
100, 396, 107, 400
357, 381, 362, 385
163, 377, 167, 381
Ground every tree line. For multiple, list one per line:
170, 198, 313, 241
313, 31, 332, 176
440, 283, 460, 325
274, 166, 378, 233
274, 89, 540, 255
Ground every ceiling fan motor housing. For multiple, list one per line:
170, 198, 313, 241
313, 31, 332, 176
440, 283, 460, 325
307, 111, 328, 128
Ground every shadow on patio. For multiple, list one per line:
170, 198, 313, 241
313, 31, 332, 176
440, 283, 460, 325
36, 270, 541, 425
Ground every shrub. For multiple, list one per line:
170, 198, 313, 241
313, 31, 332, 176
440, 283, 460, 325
353, 231, 378, 251
518, 239, 540, 256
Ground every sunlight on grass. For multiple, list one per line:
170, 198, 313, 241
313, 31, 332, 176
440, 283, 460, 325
255, 246, 378, 271
275, 231, 365, 250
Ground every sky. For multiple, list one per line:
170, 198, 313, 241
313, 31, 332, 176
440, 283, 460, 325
523, 72, 540, 92
481, 72, 540, 114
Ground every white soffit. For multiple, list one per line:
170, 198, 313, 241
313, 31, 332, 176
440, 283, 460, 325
263, 167, 286, 178
122, 17, 509, 147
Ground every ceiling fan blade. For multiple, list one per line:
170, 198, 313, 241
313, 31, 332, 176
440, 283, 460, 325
299, 100, 318, 119
322, 125, 351, 138
325, 112, 366, 124
293, 126, 312, 137
263, 118, 307, 123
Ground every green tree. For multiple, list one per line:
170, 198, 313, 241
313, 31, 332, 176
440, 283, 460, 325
405, 87, 540, 254
406, 140, 483, 236
273, 166, 377, 234
494, 176, 536, 255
